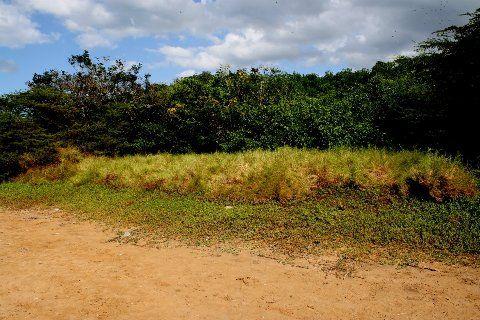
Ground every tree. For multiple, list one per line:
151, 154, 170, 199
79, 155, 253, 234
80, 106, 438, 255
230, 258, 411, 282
419, 8, 480, 163
0, 104, 57, 181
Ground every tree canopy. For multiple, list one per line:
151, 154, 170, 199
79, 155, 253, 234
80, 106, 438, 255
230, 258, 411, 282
1, 8, 479, 180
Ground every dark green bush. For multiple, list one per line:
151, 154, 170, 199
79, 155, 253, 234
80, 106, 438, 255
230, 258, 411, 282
0, 110, 57, 181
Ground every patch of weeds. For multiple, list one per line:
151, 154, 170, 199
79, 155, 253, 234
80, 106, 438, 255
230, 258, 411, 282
0, 181, 479, 265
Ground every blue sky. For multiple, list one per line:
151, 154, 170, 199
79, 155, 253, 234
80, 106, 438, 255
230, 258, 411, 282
1, 0, 477, 94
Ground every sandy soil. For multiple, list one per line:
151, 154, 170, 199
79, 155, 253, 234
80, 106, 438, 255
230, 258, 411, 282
0, 208, 479, 320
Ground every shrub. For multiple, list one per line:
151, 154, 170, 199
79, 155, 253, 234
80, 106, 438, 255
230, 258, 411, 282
0, 111, 57, 181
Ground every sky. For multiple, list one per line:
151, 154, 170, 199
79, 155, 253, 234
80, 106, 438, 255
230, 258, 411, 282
0, 0, 478, 94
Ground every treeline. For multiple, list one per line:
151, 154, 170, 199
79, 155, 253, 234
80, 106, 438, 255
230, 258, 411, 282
1, 9, 479, 181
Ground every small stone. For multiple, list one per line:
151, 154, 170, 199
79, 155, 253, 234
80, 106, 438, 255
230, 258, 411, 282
225, 206, 233, 210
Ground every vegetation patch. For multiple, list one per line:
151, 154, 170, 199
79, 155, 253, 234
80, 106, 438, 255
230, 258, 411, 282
0, 181, 479, 259
2, 8, 480, 182
20, 148, 477, 203
1, 9, 479, 265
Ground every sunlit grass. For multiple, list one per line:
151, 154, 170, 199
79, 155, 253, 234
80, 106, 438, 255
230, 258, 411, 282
20, 147, 477, 202
6, 147, 479, 258
0, 181, 479, 257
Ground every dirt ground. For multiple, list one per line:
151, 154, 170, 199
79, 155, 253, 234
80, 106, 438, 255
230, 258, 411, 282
0, 208, 479, 320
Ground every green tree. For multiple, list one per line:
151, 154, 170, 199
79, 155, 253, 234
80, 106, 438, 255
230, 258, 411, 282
418, 8, 480, 163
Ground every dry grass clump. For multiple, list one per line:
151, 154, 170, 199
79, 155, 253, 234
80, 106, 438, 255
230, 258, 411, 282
20, 147, 477, 202
20, 147, 83, 182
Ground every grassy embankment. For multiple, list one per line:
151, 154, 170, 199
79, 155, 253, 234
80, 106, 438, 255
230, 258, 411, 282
0, 147, 479, 259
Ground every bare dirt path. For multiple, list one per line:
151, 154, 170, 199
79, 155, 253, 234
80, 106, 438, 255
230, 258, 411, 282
1, 208, 479, 320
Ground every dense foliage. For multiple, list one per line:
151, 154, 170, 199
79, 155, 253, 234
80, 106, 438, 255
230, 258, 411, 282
1, 9, 479, 180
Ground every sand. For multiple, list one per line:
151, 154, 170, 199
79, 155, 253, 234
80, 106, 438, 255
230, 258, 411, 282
1, 208, 479, 320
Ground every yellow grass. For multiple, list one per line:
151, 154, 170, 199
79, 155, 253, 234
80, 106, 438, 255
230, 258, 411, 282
20, 147, 478, 202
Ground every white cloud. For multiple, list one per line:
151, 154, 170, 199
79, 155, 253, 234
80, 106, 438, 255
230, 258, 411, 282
177, 69, 196, 78
0, 59, 17, 73
17, 0, 91, 16
159, 28, 299, 70
160, 45, 220, 70
76, 32, 114, 49
0, 2, 52, 48
3, 0, 479, 69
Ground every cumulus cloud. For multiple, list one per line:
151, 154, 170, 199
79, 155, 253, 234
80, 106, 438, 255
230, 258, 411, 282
0, 2, 53, 48
4, 0, 479, 69
177, 69, 196, 78
76, 32, 114, 48
13, 0, 209, 48
0, 59, 18, 73
159, 28, 301, 69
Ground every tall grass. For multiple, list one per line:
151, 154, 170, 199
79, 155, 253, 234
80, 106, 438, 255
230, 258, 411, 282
5, 148, 480, 258
20, 147, 477, 203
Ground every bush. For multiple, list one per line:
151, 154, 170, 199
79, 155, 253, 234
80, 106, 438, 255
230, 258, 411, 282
0, 110, 57, 181
1, 9, 479, 178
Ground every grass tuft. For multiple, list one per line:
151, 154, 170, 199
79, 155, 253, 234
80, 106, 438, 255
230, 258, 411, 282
19, 147, 478, 203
